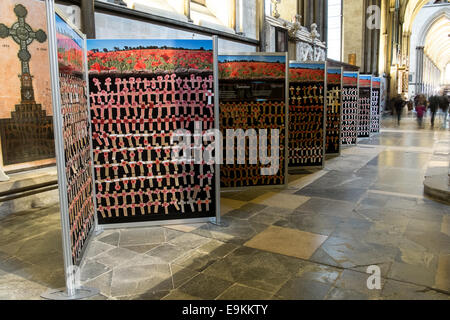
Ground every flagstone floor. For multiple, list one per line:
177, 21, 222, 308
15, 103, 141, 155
0, 116, 449, 300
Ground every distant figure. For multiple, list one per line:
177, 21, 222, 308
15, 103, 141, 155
393, 94, 405, 125
438, 94, 449, 125
428, 95, 440, 128
415, 97, 426, 128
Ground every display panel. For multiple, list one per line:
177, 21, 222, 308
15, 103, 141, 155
358, 74, 372, 138
87, 39, 218, 225
288, 62, 326, 168
0, 0, 55, 166
55, 12, 95, 264
342, 72, 359, 145
371, 77, 381, 133
325, 67, 342, 155
218, 54, 287, 188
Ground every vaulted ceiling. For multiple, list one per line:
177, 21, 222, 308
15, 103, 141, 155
424, 15, 450, 69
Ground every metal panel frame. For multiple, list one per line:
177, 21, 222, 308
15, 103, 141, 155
358, 74, 372, 139
342, 71, 360, 147
325, 66, 343, 157
371, 76, 382, 136
218, 52, 289, 192
43, 0, 98, 299
287, 60, 327, 172
94, 36, 222, 229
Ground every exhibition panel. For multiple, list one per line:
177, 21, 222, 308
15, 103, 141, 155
288, 61, 326, 169
371, 77, 381, 133
87, 38, 220, 226
358, 74, 372, 138
218, 53, 288, 188
325, 67, 342, 155
54, 12, 96, 265
342, 71, 359, 145
44, 0, 99, 298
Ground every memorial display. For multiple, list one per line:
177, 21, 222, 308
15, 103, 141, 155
0, 0, 54, 166
371, 77, 381, 133
325, 67, 342, 155
288, 62, 326, 168
87, 39, 219, 225
54, 12, 95, 264
358, 74, 372, 138
218, 54, 287, 188
342, 71, 359, 145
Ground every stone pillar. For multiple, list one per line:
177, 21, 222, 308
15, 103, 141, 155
416, 46, 424, 94
81, 0, 96, 38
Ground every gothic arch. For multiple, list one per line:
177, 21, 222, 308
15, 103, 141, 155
417, 8, 450, 46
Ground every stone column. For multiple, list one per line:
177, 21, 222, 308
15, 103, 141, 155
81, 0, 96, 38
416, 46, 424, 94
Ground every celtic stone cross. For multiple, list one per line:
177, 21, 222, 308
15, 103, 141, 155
0, 4, 47, 103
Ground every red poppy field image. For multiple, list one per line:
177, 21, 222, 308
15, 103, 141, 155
327, 72, 341, 85
87, 39, 213, 74
359, 78, 372, 88
219, 61, 285, 79
57, 34, 84, 74
218, 55, 286, 80
343, 75, 358, 87
289, 67, 325, 82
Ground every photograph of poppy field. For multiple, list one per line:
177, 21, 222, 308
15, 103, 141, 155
343, 73, 358, 87
372, 78, 381, 89
86, 39, 213, 74
359, 77, 372, 88
56, 14, 84, 73
289, 63, 325, 82
327, 70, 342, 85
218, 55, 285, 80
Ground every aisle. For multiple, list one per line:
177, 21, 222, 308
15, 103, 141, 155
77, 118, 449, 300
0, 118, 448, 300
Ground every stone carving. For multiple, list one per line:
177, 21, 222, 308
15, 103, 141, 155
271, 0, 281, 19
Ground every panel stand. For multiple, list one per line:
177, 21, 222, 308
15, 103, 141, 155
41, 287, 99, 300
209, 217, 227, 227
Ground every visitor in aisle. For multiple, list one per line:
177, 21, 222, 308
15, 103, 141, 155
415, 95, 427, 128
393, 94, 406, 125
439, 94, 449, 126
428, 95, 440, 128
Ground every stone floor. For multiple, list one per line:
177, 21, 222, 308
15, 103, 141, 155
0, 117, 449, 300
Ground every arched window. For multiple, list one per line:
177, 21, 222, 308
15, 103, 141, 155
327, 0, 342, 61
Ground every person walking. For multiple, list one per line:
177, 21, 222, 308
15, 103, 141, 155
415, 95, 427, 128
438, 94, 449, 126
428, 95, 439, 128
393, 94, 406, 125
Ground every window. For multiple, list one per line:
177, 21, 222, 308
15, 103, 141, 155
327, 0, 342, 61
275, 27, 288, 52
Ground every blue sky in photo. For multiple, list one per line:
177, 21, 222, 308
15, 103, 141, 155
344, 72, 358, 78
372, 77, 381, 82
87, 39, 213, 51
328, 68, 342, 74
55, 13, 83, 48
218, 55, 285, 63
289, 62, 325, 70
360, 75, 372, 80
